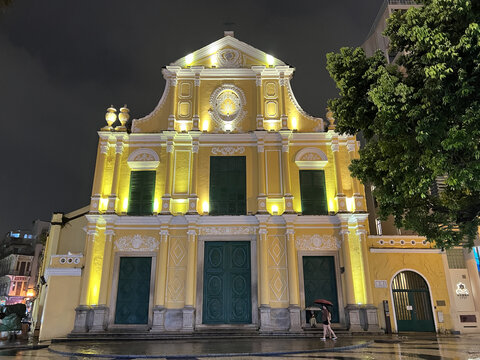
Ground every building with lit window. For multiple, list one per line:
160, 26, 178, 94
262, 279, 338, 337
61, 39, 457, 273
362, 1, 480, 334
35, 32, 476, 340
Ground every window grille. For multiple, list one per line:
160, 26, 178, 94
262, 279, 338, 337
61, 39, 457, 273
446, 249, 466, 269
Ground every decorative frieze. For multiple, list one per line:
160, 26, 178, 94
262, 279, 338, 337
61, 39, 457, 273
199, 226, 256, 236
114, 235, 159, 252
211, 146, 245, 156
295, 234, 341, 251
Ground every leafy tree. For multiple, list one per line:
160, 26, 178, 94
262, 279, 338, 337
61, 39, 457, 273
326, 0, 480, 248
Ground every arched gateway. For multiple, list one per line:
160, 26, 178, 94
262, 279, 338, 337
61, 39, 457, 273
392, 271, 435, 332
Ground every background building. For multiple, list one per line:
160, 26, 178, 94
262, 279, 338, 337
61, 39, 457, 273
361, 0, 480, 334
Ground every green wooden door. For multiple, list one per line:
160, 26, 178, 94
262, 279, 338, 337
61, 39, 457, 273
128, 171, 156, 216
209, 156, 246, 215
299, 170, 328, 215
392, 271, 435, 332
303, 256, 339, 323
114, 257, 152, 324
203, 241, 251, 324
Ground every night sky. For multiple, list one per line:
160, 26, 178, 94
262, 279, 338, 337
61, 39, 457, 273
0, 0, 384, 235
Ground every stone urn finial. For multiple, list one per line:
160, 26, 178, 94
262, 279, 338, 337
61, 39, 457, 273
116, 105, 129, 132
103, 105, 117, 131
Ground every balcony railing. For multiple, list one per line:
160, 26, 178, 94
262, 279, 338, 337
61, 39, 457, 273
388, 0, 417, 4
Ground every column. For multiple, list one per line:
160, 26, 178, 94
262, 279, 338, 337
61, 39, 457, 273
183, 229, 197, 331
161, 139, 174, 214
90, 140, 109, 213
281, 135, 294, 213
98, 229, 115, 305
341, 229, 362, 331
107, 139, 125, 213
91, 228, 114, 332
340, 230, 355, 305
258, 224, 271, 330
192, 75, 200, 130
256, 74, 264, 129
286, 225, 301, 331
188, 139, 199, 214
152, 229, 169, 332
358, 229, 379, 331
279, 75, 288, 129
257, 136, 267, 213
347, 141, 366, 211
168, 76, 178, 130
74, 229, 97, 333
332, 140, 347, 212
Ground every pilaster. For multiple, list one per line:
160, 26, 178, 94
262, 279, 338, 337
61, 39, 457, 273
347, 140, 366, 212
188, 138, 199, 214
332, 140, 347, 212
107, 139, 125, 213
79, 229, 98, 306
90, 138, 110, 213
162, 137, 174, 214
98, 228, 115, 305
256, 133, 267, 213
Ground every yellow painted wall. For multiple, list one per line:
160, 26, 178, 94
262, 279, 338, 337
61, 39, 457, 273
39, 276, 81, 341
368, 251, 452, 332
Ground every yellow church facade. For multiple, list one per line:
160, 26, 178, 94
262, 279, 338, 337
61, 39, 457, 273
34, 33, 480, 340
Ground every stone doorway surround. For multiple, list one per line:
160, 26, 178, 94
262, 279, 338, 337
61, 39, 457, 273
297, 249, 346, 327
195, 234, 259, 329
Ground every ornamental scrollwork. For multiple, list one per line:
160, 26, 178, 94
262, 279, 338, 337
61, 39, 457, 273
199, 226, 256, 236
211, 146, 245, 156
115, 235, 159, 252
295, 234, 341, 250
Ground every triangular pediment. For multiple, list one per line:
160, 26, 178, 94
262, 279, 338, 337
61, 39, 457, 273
171, 35, 286, 68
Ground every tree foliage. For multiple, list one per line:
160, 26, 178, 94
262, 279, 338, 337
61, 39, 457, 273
327, 0, 480, 248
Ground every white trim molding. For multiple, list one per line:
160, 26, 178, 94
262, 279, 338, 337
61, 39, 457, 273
370, 248, 443, 254
127, 148, 160, 170
44, 267, 82, 279
295, 147, 328, 169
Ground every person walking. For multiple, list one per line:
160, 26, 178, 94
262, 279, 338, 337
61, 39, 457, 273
320, 305, 337, 340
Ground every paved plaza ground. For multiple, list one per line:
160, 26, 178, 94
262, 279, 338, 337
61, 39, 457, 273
0, 334, 479, 359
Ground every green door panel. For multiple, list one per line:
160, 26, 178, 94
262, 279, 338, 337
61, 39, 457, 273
209, 157, 246, 215
393, 271, 435, 332
303, 256, 339, 323
299, 170, 328, 215
128, 171, 156, 216
114, 257, 152, 324
203, 242, 251, 324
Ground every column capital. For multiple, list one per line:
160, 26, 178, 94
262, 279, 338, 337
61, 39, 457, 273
331, 143, 339, 152
347, 141, 356, 153
100, 144, 109, 155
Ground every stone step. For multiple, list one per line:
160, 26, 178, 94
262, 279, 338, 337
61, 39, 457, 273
61, 327, 363, 342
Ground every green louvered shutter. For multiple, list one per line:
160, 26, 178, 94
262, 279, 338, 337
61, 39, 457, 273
299, 170, 328, 215
127, 171, 156, 216
209, 156, 246, 215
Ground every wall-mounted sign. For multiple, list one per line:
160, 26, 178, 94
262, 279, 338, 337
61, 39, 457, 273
374, 280, 387, 288
406, 305, 413, 310
456, 282, 470, 297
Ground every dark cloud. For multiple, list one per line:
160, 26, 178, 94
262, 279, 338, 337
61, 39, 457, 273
0, 0, 383, 234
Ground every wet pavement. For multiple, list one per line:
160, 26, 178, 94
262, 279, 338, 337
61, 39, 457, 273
0, 334, 479, 359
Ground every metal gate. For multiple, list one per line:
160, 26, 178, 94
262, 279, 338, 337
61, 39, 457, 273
392, 271, 435, 332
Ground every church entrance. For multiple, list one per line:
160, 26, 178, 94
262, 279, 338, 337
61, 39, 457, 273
114, 257, 152, 324
392, 271, 435, 332
202, 241, 251, 324
303, 256, 339, 323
